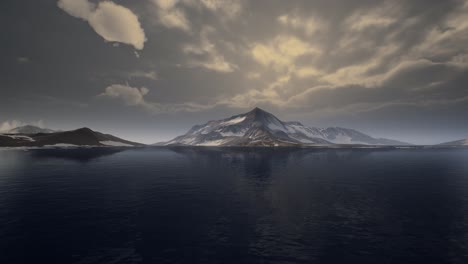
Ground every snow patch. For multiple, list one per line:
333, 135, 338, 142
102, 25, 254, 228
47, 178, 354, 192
219, 127, 248, 137
286, 124, 322, 138
197, 139, 230, 146
4, 135, 35, 141
268, 123, 283, 131
221, 116, 246, 126
179, 136, 198, 145
294, 137, 316, 143
328, 134, 368, 145
220, 131, 243, 137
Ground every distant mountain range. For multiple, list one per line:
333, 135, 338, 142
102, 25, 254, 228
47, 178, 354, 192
1, 110, 466, 148
0, 127, 143, 147
159, 107, 410, 146
438, 139, 468, 146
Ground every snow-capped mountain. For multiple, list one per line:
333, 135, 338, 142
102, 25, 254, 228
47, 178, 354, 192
7, 125, 55, 134
0, 127, 144, 147
161, 108, 409, 146
438, 139, 468, 146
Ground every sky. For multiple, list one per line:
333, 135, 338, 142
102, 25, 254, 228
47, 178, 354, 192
1, 0, 467, 144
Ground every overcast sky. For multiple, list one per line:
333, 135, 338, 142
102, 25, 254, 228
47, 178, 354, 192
1, 0, 467, 144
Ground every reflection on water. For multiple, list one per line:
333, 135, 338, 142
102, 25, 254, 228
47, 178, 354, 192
28, 147, 126, 162
0, 147, 468, 264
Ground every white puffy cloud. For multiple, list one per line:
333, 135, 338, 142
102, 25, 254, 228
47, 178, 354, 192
88, 2, 146, 50
57, 0, 95, 20
58, 0, 146, 50
102, 84, 150, 107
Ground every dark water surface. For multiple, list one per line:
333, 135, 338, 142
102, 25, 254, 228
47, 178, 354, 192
1, 147, 468, 264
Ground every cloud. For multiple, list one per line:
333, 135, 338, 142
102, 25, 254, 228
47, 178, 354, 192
0, 120, 45, 132
58, 0, 146, 50
100, 84, 215, 113
410, 3, 468, 61
188, 55, 236, 72
295, 67, 322, 78
57, 0, 95, 19
221, 47, 468, 113
156, 0, 178, 10
285, 58, 468, 115
251, 35, 319, 71
246, 72, 261, 79
151, 0, 243, 33
56, 0, 468, 124
277, 14, 323, 35
129, 70, 159, 80
450, 53, 468, 68
202, 1, 468, 117
182, 26, 237, 72
322, 44, 400, 86
153, 0, 191, 32
345, 4, 398, 31
200, 0, 242, 19
102, 84, 149, 107
349, 15, 396, 31
89, 2, 146, 50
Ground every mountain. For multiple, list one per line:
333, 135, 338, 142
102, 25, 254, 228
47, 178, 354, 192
0, 127, 144, 147
7, 125, 55, 134
314, 127, 409, 145
160, 107, 409, 147
438, 139, 468, 146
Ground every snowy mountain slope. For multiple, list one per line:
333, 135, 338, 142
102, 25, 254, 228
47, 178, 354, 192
164, 108, 315, 147
0, 127, 144, 147
318, 127, 408, 145
160, 108, 409, 146
438, 139, 468, 146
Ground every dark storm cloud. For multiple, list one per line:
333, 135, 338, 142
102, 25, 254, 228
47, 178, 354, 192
0, 0, 467, 144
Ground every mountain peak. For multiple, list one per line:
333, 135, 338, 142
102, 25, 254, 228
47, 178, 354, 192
252, 107, 263, 111
245, 107, 274, 119
248, 107, 267, 114
74, 127, 94, 133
